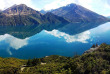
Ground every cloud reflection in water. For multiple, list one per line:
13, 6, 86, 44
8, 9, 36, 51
0, 34, 29, 55
45, 30, 91, 43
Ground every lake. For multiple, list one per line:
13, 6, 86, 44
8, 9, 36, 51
0, 22, 110, 59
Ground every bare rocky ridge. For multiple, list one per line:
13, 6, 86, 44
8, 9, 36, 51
50, 3, 109, 22
3, 4, 41, 16
0, 4, 68, 25
0, 3, 109, 26
0, 10, 2, 12
84, 46, 100, 54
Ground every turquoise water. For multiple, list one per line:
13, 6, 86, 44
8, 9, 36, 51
0, 22, 110, 59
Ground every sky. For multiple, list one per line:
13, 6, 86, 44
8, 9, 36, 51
0, 0, 110, 16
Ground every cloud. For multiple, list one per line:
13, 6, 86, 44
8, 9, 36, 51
90, 0, 110, 16
43, 0, 92, 11
0, 34, 29, 50
45, 30, 90, 43
7, 47, 12, 55
0, 0, 40, 10
43, 0, 81, 10
0, 34, 29, 55
0, 0, 110, 16
76, 0, 93, 10
43, 0, 110, 16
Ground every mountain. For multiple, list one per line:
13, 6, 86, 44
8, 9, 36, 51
58, 22, 106, 35
0, 4, 68, 25
0, 22, 107, 39
107, 16, 110, 21
0, 22, 66, 39
107, 16, 110, 18
43, 12, 69, 24
0, 10, 2, 12
40, 9, 54, 14
40, 10, 47, 14
0, 4, 108, 26
50, 3, 109, 23
3, 4, 41, 16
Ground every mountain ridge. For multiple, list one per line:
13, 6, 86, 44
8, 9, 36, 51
3, 4, 41, 16
50, 3, 109, 22
107, 16, 110, 18
0, 3, 109, 26
0, 4, 68, 25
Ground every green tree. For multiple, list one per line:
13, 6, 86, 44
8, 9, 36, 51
96, 43, 98, 47
27, 59, 33, 66
91, 44, 96, 48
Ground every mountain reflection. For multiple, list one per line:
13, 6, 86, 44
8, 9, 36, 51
0, 22, 106, 39
0, 22, 109, 57
58, 22, 106, 35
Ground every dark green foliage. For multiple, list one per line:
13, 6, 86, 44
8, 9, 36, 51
0, 43, 110, 74
0, 67, 19, 74
27, 58, 41, 66
91, 43, 98, 48
27, 59, 33, 67
96, 43, 98, 47
91, 44, 96, 48
24, 44, 110, 74
66, 43, 110, 74
0, 58, 26, 74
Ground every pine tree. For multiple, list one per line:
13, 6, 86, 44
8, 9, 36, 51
96, 43, 98, 47
27, 59, 32, 66
91, 44, 96, 48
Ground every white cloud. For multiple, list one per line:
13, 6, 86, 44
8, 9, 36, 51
43, 0, 76, 10
0, 0, 109, 16
7, 47, 12, 55
43, 0, 110, 16
76, 0, 93, 10
103, 1, 110, 16
0, 34, 29, 50
0, 0, 40, 10
45, 30, 90, 43
43, 0, 92, 11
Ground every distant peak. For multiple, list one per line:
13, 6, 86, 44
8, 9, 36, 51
46, 12, 53, 14
2, 4, 39, 16
0, 9, 2, 12
11, 4, 17, 7
44, 12, 55, 16
8, 4, 28, 9
66, 3, 77, 7
18, 4, 27, 7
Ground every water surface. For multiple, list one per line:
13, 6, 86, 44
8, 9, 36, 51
0, 22, 110, 59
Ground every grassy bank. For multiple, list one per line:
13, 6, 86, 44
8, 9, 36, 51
0, 43, 110, 74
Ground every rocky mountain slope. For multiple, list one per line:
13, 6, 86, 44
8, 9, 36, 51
0, 3, 109, 25
3, 4, 41, 16
50, 3, 109, 22
108, 16, 110, 18
0, 4, 68, 25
